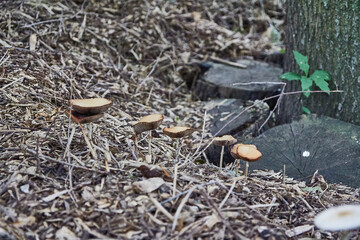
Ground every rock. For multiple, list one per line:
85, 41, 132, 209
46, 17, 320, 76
205, 99, 270, 165
248, 115, 360, 188
194, 60, 283, 107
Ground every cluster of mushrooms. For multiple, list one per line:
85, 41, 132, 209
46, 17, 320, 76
67, 98, 262, 177
213, 135, 262, 177
66, 99, 360, 237
133, 113, 194, 162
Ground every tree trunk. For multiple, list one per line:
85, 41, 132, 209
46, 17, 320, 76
277, 0, 360, 125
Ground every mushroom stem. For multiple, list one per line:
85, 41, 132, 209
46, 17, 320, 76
245, 161, 249, 178
219, 146, 224, 169
175, 138, 180, 150
235, 160, 240, 176
79, 123, 98, 160
134, 133, 139, 159
173, 163, 178, 197
148, 134, 152, 160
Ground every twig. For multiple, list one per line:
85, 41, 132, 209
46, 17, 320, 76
219, 180, 237, 209
209, 56, 247, 69
172, 186, 196, 231
257, 82, 286, 132
79, 123, 98, 160
0, 129, 30, 134
223, 203, 280, 211
149, 196, 174, 221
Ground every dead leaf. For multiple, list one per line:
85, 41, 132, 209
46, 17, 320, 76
41, 189, 69, 202
132, 177, 164, 193
13, 216, 36, 227
138, 165, 163, 178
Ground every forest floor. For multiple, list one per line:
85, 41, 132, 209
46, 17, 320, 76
0, 0, 359, 239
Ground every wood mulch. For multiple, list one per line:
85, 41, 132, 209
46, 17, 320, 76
0, 0, 359, 239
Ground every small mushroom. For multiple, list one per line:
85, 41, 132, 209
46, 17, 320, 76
133, 114, 164, 135
132, 114, 164, 162
213, 135, 237, 169
163, 126, 194, 197
163, 126, 194, 149
231, 143, 261, 177
69, 98, 112, 115
65, 110, 104, 124
163, 126, 195, 138
66, 98, 112, 171
314, 205, 360, 239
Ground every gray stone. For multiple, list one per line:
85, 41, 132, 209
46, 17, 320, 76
194, 60, 283, 103
248, 115, 360, 188
205, 99, 270, 165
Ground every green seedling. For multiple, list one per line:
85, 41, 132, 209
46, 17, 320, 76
280, 51, 331, 113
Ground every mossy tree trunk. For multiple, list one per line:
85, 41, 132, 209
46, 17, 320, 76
277, 0, 360, 125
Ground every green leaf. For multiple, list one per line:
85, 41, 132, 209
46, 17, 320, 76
280, 72, 301, 81
303, 91, 310, 98
300, 76, 313, 90
293, 51, 310, 76
314, 78, 330, 94
310, 70, 331, 82
302, 106, 311, 114
310, 70, 331, 94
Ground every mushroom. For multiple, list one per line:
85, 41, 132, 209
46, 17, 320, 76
69, 98, 112, 115
230, 143, 261, 177
213, 135, 237, 169
65, 110, 104, 124
163, 126, 194, 148
314, 205, 360, 239
132, 114, 164, 162
163, 126, 194, 197
67, 98, 112, 171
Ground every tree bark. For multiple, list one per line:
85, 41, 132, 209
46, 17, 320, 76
277, 0, 360, 125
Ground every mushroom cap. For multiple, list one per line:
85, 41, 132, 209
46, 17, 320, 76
133, 114, 164, 134
213, 135, 237, 146
163, 126, 194, 138
314, 205, 360, 231
230, 143, 261, 162
69, 98, 112, 115
65, 110, 104, 124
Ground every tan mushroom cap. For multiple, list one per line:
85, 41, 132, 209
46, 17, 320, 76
163, 126, 194, 138
69, 98, 112, 115
133, 114, 164, 134
213, 135, 237, 146
230, 143, 261, 162
65, 110, 104, 124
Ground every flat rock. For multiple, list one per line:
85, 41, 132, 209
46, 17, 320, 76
248, 115, 360, 188
205, 99, 269, 164
194, 60, 283, 103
